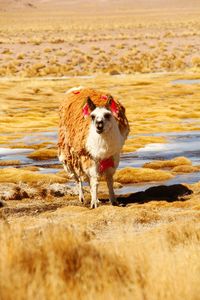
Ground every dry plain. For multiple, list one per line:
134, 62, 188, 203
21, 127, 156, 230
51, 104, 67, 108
1, 2, 200, 300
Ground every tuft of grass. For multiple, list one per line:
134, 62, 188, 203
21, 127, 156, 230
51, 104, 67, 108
114, 167, 173, 184
55, 49, 66, 57
44, 48, 52, 53
192, 57, 200, 68
0, 160, 21, 166
2, 48, 13, 55
172, 165, 199, 174
0, 168, 66, 184
143, 157, 192, 170
30, 38, 42, 45
27, 149, 57, 160
16, 53, 26, 60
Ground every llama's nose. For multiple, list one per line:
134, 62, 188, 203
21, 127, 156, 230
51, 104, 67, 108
96, 120, 104, 132
96, 120, 103, 128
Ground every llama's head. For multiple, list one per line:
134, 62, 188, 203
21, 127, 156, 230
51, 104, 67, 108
86, 96, 119, 134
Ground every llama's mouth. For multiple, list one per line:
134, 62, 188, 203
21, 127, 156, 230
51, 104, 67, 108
96, 128, 103, 134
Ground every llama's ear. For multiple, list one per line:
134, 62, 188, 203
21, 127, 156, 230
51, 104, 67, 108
82, 97, 96, 118
87, 96, 96, 112
105, 95, 119, 117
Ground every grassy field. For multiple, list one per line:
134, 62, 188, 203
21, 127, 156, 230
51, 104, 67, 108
1, 2, 200, 299
0, 5, 200, 77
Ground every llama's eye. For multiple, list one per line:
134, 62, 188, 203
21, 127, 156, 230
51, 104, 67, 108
104, 113, 111, 119
91, 115, 95, 121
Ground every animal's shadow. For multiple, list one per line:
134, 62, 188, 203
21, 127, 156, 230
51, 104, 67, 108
100, 184, 193, 206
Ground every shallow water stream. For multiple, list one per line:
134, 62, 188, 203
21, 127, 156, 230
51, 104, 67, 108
171, 79, 200, 85
1, 130, 200, 194
117, 130, 200, 194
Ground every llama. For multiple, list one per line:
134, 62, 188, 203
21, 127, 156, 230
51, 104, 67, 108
58, 87, 129, 208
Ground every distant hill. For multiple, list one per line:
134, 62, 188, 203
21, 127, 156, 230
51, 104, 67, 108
1, 0, 200, 12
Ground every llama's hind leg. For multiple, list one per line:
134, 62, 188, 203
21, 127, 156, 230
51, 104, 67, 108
78, 180, 85, 203
105, 170, 119, 206
60, 158, 84, 202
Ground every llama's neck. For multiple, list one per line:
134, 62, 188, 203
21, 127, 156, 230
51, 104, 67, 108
86, 122, 123, 160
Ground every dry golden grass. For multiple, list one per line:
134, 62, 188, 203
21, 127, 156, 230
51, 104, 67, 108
21, 166, 40, 172
0, 168, 66, 184
172, 165, 199, 174
1, 188, 200, 300
1, 73, 200, 150
0, 223, 131, 300
28, 148, 57, 160
0, 7, 200, 76
0, 160, 21, 166
114, 167, 173, 184
143, 156, 192, 169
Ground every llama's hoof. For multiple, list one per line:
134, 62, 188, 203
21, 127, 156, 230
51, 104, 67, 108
79, 196, 85, 203
90, 199, 100, 209
90, 202, 97, 209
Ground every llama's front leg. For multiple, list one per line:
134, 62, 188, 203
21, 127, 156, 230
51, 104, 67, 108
105, 172, 118, 206
90, 177, 99, 209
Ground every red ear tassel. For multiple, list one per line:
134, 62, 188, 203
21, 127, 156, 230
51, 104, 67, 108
110, 99, 119, 116
82, 103, 90, 117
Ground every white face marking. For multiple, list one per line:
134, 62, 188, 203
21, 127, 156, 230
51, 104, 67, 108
90, 107, 112, 134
